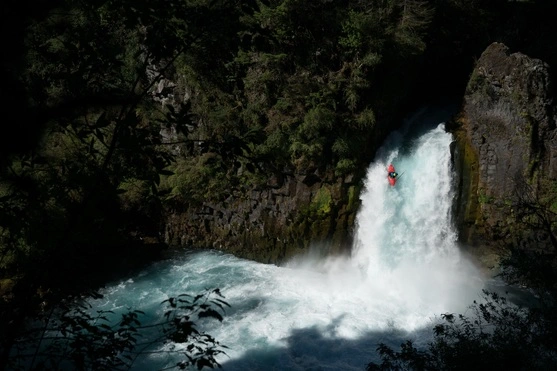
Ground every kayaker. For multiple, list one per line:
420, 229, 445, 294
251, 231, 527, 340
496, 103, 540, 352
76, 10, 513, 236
388, 171, 398, 179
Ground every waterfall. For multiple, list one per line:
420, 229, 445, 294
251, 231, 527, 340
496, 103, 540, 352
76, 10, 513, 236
91, 106, 485, 370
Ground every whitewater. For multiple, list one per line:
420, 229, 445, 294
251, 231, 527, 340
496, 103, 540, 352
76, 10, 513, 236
92, 106, 486, 370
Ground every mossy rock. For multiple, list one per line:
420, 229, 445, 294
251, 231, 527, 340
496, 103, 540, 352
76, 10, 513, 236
310, 187, 333, 218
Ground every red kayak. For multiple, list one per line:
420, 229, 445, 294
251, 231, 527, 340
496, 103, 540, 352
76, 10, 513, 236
387, 164, 397, 186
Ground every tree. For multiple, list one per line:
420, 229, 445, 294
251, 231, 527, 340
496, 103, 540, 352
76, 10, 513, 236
1, 0, 241, 368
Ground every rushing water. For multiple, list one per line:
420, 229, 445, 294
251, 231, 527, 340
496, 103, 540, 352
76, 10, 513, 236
92, 107, 486, 370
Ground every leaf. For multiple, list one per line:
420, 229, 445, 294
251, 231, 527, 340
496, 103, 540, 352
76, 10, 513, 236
193, 294, 204, 303
198, 309, 223, 322
214, 298, 229, 307
196, 358, 214, 370
167, 297, 176, 308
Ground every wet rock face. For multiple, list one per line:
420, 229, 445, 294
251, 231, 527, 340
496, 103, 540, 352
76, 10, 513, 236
164, 173, 359, 265
465, 43, 556, 188
454, 42, 557, 247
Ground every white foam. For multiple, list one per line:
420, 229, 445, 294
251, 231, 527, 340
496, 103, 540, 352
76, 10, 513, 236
92, 108, 486, 370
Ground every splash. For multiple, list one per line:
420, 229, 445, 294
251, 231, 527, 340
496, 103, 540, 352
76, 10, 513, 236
92, 107, 486, 370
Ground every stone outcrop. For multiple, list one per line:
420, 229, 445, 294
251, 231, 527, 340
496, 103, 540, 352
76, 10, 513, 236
164, 172, 360, 264
451, 42, 557, 259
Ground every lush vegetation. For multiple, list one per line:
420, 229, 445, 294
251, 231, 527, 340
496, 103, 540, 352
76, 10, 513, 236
1, 0, 557, 369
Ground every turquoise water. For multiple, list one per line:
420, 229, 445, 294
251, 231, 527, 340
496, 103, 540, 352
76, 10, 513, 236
91, 107, 486, 370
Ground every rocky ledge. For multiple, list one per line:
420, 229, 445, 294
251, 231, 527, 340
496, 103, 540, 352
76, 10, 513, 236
451, 42, 557, 267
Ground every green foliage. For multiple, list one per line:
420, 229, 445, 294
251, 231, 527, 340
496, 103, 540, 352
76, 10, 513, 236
393, 0, 433, 54
478, 191, 493, 204
225, 0, 436, 174
299, 187, 333, 220
332, 137, 350, 158
258, 129, 289, 158
161, 154, 231, 205
298, 106, 335, 140
335, 158, 357, 177
338, 8, 386, 63
338, 10, 369, 53
355, 108, 377, 130
347, 185, 358, 212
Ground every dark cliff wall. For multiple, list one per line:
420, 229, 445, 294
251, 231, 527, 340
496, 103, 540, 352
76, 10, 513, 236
164, 171, 361, 264
451, 42, 557, 259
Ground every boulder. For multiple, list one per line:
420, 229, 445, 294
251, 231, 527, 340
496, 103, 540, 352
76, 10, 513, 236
451, 42, 557, 262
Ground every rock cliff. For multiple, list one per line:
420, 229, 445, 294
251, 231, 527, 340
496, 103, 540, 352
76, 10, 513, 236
164, 171, 360, 264
451, 42, 557, 263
